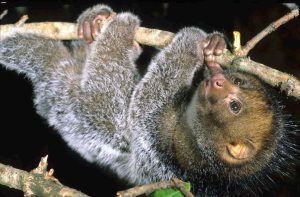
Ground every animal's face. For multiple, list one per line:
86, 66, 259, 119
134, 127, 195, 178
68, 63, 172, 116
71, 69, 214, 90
190, 71, 279, 175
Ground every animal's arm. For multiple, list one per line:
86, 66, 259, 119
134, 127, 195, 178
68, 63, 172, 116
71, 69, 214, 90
80, 12, 141, 92
130, 27, 207, 119
0, 33, 72, 81
66, 7, 143, 170
0, 5, 142, 176
126, 28, 208, 182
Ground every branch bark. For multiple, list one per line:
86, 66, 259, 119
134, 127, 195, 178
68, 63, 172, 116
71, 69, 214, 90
0, 7, 299, 99
0, 10, 8, 20
117, 178, 194, 197
239, 8, 299, 56
0, 157, 196, 197
0, 22, 174, 48
0, 156, 89, 197
213, 50, 300, 98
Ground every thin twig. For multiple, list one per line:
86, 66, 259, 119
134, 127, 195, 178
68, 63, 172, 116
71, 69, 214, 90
172, 178, 195, 197
116, 178, 194, 197
240, 7, 299, 56
283, 3, 299, 11
233, 31, 241, 52
0, 9, 8, 20
15, 14, 29, 26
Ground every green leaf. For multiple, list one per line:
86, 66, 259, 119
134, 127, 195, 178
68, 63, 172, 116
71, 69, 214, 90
149, 181, 191, 197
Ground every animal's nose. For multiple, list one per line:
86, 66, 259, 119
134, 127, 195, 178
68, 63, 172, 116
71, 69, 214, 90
210, 74, 225, 89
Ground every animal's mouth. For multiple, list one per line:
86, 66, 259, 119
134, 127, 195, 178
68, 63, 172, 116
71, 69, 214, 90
222, 140, 257, 165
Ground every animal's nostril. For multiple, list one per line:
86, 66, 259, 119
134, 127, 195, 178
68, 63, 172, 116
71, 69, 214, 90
210, 74, 225, 89
211, 78, 224, 89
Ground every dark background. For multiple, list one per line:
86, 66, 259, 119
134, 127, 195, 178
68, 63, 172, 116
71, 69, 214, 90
0, 1, 300, 196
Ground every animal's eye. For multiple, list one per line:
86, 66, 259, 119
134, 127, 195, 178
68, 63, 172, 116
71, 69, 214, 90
233, 78, 243, 86
229, 100, 241, 114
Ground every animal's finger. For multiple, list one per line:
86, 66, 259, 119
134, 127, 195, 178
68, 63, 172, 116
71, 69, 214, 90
83, 21, 93, 43
214, 37, 226, 55
78, 22, 84, 39
204, 35, 220, 56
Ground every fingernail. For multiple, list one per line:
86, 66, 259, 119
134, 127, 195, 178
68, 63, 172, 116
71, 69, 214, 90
204, 49, 212, 56
215, 49, 221, 55
203, 40, 209, 48
205, 55, 212, 61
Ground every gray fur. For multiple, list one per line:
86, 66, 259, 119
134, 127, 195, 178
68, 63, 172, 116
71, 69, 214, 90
0, 5, 141, 171
0, 4, 295, 196
0, 3, 206, 182
128, 27, 207, 183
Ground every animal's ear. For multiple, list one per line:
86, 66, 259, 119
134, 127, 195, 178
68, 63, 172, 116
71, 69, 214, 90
226, 141, 256, 161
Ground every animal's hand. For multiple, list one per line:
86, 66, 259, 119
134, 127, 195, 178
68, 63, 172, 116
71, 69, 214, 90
202, 33, 227, 74
77, 4, 115, 43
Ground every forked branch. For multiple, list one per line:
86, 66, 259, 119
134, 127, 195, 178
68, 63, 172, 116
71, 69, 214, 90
0, 6, 299, 99
237, 7, 299, 56
0, 156, 88, 197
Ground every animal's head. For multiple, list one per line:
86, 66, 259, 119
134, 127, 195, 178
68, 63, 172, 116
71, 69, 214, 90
183, 69, 297, 181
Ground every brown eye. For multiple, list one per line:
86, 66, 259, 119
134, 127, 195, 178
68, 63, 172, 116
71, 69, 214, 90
233, 78, 243, 86
229, 100, 241, 114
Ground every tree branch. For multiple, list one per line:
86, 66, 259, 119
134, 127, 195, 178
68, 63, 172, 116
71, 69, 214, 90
0, 22, 174, 48
0, 7, 299, 99
239, 8, 299, 56
0, 9, 8, 20
116, 178, 195, 197
0, 22, 79, 40
0, 156, 89, 197
0, 157, 196, 197
214, 51, 300, 98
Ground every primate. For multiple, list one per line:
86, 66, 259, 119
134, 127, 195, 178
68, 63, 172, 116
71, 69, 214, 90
0, 4, 297, 196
